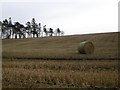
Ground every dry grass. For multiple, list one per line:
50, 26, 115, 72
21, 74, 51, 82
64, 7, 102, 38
2, 32, 119, 88
2, 59, 118, 88
2, 32, 118, 60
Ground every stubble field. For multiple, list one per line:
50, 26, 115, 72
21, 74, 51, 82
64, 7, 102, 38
2, 32, 119, 88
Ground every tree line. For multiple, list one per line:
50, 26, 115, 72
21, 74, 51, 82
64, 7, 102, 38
0, 17, 64, 39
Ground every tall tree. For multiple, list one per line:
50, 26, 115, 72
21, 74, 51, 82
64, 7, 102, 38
12, 22, 25, 39
31, 18, 38, 37
8, 17, 13, 38
38, 23, 41, 37
25, 21, 32, 38
0, 21, 3, 39
2, 19, 10, 39
49, 27, 53, 36
43, 25, 48, 36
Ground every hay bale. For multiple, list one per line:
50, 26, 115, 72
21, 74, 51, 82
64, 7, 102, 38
78, 41, 94, 54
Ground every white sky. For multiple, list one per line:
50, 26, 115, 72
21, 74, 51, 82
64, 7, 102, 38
0, 0, 119, 35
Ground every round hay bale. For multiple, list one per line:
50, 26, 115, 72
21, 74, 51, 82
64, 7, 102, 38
78, 41, 94, 54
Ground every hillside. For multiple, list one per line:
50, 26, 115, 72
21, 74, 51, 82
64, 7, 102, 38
2, 32, 118, 60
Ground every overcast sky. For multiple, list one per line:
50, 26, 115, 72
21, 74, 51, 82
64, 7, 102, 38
0, 0, 119, 35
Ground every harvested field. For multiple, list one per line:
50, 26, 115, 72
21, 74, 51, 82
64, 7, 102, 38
2, 59, 118, 88
2, 32, 119, 88
2, 32, 118, 60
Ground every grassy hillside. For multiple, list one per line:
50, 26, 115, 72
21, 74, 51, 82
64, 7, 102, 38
2, 32, 118, 60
